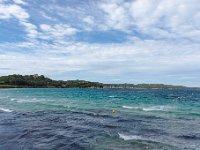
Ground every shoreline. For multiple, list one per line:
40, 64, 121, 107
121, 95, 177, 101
0, 74, 197, 89
0, 86, 196, 90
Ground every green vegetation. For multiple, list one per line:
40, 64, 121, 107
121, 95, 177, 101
0, 74, 103, 88
103, 83, 187, 89
0, 74, 188, 89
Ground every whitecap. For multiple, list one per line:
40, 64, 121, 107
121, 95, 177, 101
108, 95, 115, 98
0, 107, 13, 112
142, 105, 173, 112
16, 99, 38, 103
118, 133, 143, 141
10, 98, 15, 101
16, 100, 27, 103
122, 105, 134, 109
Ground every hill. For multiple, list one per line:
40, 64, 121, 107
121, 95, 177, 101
0, 74, 103, 88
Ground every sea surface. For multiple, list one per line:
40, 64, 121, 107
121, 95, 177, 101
0, 88, 200, 150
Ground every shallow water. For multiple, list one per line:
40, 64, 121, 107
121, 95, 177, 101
0, 88, 200, 150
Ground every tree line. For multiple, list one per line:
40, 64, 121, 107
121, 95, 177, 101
0, 74, 187, 89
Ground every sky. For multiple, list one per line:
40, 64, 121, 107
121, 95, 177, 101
0, 0, 200, 86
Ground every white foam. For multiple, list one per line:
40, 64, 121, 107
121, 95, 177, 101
16, 100, 27, 103
142, 105, 173, 112
16, 99, 38, 103
118, 133, 143, 141
10, 98, 15, 101
122, 105, 174, 112
0, 107, 13, 112
108, 95, 115, 98
122, 105, 134, 109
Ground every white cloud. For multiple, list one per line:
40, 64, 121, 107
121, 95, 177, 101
39, 24, 78, 40
99, 1, 130, 31
40, 24, 51, 31
82, 16, 94, 25
20, 21, 38, 38
99, 0, 200, 40
1, 39, 200, 86
0, 4, 29, 20
0, 2, 38, 39
40, 11, 57, 21
13, 0, 26, 5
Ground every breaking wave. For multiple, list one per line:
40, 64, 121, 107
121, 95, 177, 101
122, 105, 134, 109
118, 133, 143, 141
0, 107, 13, 112
142, 105, 174, 112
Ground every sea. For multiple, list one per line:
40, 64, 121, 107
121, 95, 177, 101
0, 88, 200, 150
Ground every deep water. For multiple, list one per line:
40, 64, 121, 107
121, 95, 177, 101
0, 88, 200, 150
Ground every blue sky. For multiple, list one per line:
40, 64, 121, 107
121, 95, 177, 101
0, 0, 200, 86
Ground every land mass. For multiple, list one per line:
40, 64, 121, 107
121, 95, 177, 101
0, 74, 190, 89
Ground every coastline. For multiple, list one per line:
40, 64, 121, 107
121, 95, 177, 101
0, 74, 195, 90
0, 85, 195, 90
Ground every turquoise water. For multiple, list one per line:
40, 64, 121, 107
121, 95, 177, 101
0, 88, 200, 149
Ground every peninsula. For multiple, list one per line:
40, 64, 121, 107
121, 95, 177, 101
0, 74, 188, 89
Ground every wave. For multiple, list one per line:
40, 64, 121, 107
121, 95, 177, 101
16, 100, 33, 103
122, 105, 134, 109
108, 95, 116, 98
10, 98, 15, 101
119, 133, 176, 149
0, 107, 13, 112
142, 106, 173, 112
122, 105, 174, 112
118, 133, 143, 141
16, 98, 40, 103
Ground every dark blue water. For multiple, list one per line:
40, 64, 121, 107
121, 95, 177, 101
0, 88, 200, 149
